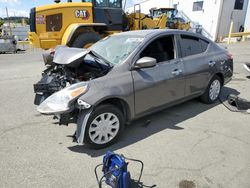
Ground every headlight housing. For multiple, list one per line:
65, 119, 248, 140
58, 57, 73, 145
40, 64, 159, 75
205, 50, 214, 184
37, 82, 88, 114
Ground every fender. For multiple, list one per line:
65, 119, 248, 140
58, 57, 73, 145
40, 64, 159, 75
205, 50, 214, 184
76, 108, 93, 144
75, 96, 132, 144
94, 96, 132, 120
61, 23, 107, 45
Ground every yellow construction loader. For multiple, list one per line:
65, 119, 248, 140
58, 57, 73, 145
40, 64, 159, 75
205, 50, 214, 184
29, 0, 190, 49
150, 7, 190, 30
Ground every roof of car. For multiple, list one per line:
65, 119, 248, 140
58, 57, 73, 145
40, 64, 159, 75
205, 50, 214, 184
116, 29, 190, 38
115, 29, 210, 42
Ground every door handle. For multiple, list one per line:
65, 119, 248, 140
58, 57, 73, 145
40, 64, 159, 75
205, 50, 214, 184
172, 69, 182, 76
208, 61, 216, 67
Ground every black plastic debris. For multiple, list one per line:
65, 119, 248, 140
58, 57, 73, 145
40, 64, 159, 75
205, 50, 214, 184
228, 94, 250, 111
219, 87, 250, 113
243, 63, 250, 73
220, 94, 250, 113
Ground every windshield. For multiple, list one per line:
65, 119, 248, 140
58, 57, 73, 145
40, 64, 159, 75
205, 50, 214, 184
89, 35, 144, 65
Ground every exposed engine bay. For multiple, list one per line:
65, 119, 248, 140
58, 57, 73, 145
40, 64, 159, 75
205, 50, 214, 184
34, 46, 112, 105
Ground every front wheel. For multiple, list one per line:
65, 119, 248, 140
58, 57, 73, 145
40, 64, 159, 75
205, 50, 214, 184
200, 75, 222, 104
84, 104, 125, 149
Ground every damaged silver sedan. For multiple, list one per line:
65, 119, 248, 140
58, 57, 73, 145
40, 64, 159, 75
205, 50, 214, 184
34, 30, 233, 148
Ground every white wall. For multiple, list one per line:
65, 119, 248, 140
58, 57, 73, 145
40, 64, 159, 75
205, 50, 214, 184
126, 0, 172, 14
126, 0, 249, 41
244, 0, 250, 31
172, 0, 223, 41
126, 0, 223, 40
217, 0, 249, 39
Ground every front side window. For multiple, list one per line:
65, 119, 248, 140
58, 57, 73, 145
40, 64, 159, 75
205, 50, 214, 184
140, 35, 175, 63
193, 1, 204, 11
90, 35, 144, 65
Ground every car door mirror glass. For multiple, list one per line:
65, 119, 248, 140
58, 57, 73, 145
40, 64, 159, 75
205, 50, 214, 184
134, 57, 157, 69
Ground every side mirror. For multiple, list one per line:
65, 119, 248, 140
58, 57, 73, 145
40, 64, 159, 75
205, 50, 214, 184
134, 57, 157, 69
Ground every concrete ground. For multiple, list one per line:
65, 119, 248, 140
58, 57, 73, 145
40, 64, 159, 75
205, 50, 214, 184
0, 42, 249, 188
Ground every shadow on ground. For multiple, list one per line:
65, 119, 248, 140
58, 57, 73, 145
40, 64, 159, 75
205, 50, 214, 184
68, 87, 240, 157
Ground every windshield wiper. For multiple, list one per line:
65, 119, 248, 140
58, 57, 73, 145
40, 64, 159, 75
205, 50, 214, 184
89, 50, 113, 69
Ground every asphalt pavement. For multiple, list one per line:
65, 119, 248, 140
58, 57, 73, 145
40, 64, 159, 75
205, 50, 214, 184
0, 42, 250, 188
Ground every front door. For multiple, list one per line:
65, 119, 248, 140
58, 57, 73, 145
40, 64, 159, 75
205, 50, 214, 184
132, 35, 186, 115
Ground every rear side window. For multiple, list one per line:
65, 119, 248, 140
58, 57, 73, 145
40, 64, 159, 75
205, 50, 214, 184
200, 39, 209, 52
180, 35, 209, 57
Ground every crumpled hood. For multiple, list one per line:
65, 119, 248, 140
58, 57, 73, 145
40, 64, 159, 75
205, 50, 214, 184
53, 46, 89, 65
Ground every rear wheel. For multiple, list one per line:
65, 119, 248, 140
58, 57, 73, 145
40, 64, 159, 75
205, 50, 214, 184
84, 104, 125, 149
200, 75, 222, 104
71, 32, 101, 48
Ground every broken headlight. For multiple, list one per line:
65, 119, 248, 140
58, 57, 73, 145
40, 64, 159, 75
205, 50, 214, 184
37, 82, 88, 114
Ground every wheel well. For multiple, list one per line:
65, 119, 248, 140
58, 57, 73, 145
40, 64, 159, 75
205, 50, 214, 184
97, 98, 131, 122
67, 26, 106, 46
215, 73, 224, 85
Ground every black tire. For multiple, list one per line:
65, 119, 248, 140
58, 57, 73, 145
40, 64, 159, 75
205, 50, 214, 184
84, 104, 125, 149
71, 32, 101, 48
200, 75, 222, 104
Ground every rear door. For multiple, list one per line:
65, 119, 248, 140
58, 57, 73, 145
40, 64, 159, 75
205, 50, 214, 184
132, 34, 186, 115
178, 34, 214, 97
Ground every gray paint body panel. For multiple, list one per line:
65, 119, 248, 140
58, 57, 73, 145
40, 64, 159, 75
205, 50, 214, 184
75, 29, 232, 121
42, 29, 233, 144
53, 46, 89, 65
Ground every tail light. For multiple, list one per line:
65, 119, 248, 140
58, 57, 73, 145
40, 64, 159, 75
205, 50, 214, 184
227, 52, 233, 60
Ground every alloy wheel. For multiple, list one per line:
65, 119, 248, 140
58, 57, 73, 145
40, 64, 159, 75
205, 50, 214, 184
209, 79, 221, 101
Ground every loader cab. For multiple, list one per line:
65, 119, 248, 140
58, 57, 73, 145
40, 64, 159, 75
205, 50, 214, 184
150, 8, 177, 19
93, 0, 123, 30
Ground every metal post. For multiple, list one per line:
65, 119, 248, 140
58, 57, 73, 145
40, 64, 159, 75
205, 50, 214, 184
6, 7, 12, 36
228, 20, 234, 44
123, 0, 127, 10
242, 35, 246, 42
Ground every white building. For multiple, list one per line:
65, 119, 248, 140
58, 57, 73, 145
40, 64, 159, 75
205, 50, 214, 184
127, 0, 250, 41
244, 0, 250, 32
126, 0, 173, 13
